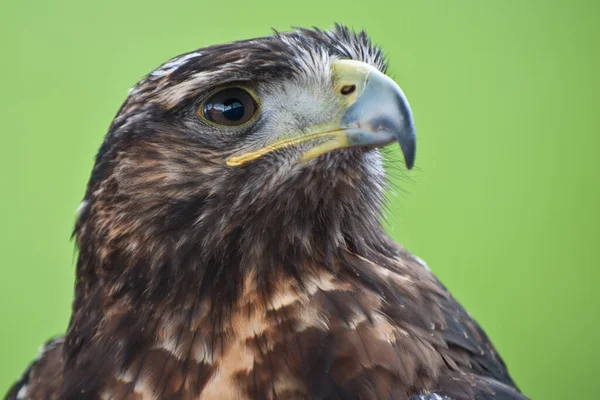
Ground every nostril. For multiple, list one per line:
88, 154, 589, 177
340, 84, 356, 96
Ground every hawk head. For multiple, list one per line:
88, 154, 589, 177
19, 25, 524, 400
74, 24, 415, 320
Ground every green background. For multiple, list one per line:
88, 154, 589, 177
1, 0, 598, 398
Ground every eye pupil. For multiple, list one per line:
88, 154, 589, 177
222, 99, 244, 121
200, 88, 257, 126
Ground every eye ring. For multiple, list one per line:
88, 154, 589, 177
198, 87, 259, 127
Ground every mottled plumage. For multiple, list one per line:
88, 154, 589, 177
6, 25, 527, 400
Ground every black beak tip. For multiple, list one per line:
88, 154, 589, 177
403, 150, 415, 170
398, 135, 416, 170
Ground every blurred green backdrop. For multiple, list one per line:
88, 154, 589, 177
1, 0, 599, 398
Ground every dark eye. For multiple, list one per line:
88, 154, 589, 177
200, 87, 258, 126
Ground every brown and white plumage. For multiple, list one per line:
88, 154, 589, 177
6, 25, 527, 400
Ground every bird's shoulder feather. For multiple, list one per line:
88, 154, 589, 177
4, 337, 64, 400
6, 250, 527, 400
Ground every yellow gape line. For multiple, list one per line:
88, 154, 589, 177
226, 130, 347, 166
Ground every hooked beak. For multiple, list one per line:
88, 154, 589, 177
227, 59, 416, 169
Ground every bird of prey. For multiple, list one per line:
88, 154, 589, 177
5, 25, 528, 400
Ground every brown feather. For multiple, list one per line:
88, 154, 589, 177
5, 25, 526, 400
